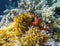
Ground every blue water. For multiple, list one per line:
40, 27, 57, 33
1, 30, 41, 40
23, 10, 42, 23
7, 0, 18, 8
0, 0, 18, 15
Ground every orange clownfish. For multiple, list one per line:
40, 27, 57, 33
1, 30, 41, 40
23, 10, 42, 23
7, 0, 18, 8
43, 26, 49, 31
32, 16, 39, 26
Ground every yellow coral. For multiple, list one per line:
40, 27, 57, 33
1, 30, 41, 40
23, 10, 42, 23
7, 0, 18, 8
0, 12, 50, 46
14, 12, 33, 28
13, 12, 34, 33
19, 27, 49, 46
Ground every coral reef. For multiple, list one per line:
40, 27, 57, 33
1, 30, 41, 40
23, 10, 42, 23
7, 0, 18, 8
0, 0, 60, 46
0, 12, 50, 46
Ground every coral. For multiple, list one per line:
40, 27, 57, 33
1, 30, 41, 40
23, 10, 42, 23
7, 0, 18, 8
22, 27, 49, 46
13, 12, 34, 32
0, 8, 19, 27
0, 12, 50, 46
0, 0, 60, 46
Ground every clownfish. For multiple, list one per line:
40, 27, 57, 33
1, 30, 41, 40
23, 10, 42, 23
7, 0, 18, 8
32, 16, 39, 26
43, 26, 49, 31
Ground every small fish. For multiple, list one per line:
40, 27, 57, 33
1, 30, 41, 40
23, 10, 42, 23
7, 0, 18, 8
32, 16, 39, 26
43, 26, 49, 31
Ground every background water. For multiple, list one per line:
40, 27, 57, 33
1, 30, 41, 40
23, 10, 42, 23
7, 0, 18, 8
0, 0, 18, 15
